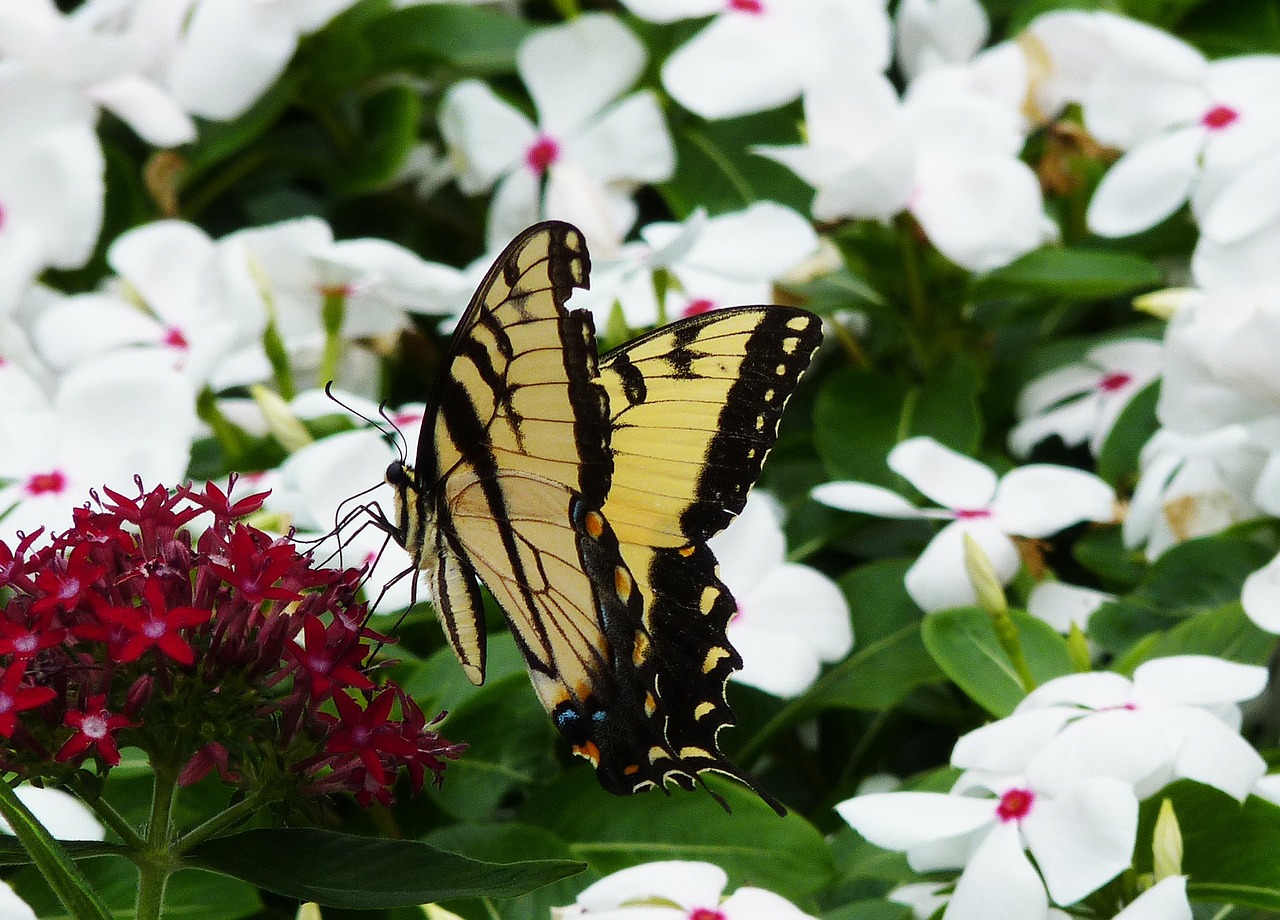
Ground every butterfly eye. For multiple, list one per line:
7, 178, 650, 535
385, 462, 411, 488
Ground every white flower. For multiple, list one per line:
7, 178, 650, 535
1123, 426, 1265, 559
757, 60, 1053, 272
551, 860, 817, 919
0, 70, 104, 313
895, 0, 989, 84
570, 203, 818, 329
0, 353, 197, 542
1085, 32, 1280, 238
169, 0, 361, 120
952, 656, 1268, 801
0, 0, 195, 146
1242, 551, 1280, 633
1026, 581, 1112, 634
1009, 339, 1163, 457
439, 14, 674, 256
838, 771, 1138, 918
812, 438, 1115, 612
0, 786, 104, 841
707, 492, 852, 697
619, 0, 891, 121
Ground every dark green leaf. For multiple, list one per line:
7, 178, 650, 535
1136, 782, 1280, 909
0, 838, 127, 866
1123, 602, 1277, 669
907, 354, 983, 454
975, 249, 1164, 300
185, 828, 583, 908
331, 85, 424, 196
183, 70, 303, 184
822, 901, 913, 920
1073, 526, 1146, 588
660, 107, 813, 218
814, 369, 907, 486
1178, 0, 1280, 55
520, 770, 834, 903
921, 607, 1073, 717
364, 5, 532, 75
1135, 533, 1274, 614
430, 673, 559, 821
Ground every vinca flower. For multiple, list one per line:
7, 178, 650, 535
440, 13, 674, 255
0, 479, 463, 806
1009, 339, 1163, 458
813, 438, 1115, 612
552, 860, 817, 919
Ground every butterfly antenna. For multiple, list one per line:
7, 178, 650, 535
376, 401, 409, 464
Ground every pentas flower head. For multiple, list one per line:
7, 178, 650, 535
0, 479, 462, 806
813, 437, 1115, 612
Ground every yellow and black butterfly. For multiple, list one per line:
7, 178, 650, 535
381, 220, 821, 813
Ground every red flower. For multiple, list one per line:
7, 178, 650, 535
32, 543, 107, 616
285, 615, 374, 699
0, 610, 66, 660
57, 696, 135, 766
206, 527, 305, 605
91, 577, 212, 666
324, 689, 418, 788
0, 665, 55, 737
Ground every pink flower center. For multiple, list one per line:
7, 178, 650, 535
727, 0, 764, 12
682, 298, 716, 318
26, 470, 67, 496
12, 635, 36, 654
996, 787, 1035, 822
392, 410, 422, 429
164, 326, 189, 350
1098, 371, 1132, 393
526, 135, 561, 174
689, 910, 727, 920
953, 508, 991, 520
82, 714, 108, 739
0, 201, 6, 232
1202, 105, 1239, 131
143, 618, 166, 640
0, 693, 13, 714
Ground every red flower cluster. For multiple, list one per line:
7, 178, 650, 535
0, 480, 463, 807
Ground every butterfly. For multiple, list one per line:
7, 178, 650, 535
380, 220, 821, 813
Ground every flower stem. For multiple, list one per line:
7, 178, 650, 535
69, 778, 144, 850
135, 767, 180, 920
172, 789, 269, 855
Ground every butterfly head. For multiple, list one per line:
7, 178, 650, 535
382, 460, 431, 557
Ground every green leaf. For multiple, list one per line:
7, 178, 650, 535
907, 354, 983, 454
1095, 381, 1160, 486
0, 837, 127, 866
1178, 0, 1280, 55
520, 770, 834, 903
425, 823, 594, 920
807, 562, 943, 709
1135, 532, 1274, 614
660, 107, 813, 218
400, 631, 528, 716
183, 70, 302, 184
975, 249, 1164, 300
331, 84, 424, 196
185, 828, 584, 908
364, 5, 532, 75
814, 369, 908, 486
11, 857, 262, 920
0, 783, 113, 920
1124, 602, 1277, 669
921, 607, 1073, 717
430, 673, 559, 821
1135, 782, 1280, 910
1073, 525, 1146, 588
822, 901, 913, 920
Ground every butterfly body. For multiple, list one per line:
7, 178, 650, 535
383, 221, 821, 812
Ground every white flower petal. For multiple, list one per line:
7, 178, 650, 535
742, 563, 853, 661
1020, 671, 1132, 711
8, 787, 104, 841
661, 11, 801, 120
889, 437, 998, 511
728, 621, 821, 698
484, 168, 542, 253
718, 886, 815, 919
945, 822, 1047, 920
811, 481, 929, 519
990, 465, 1115, 536
575, 861, 726, 912
567, 91, 674, 184
1146, 705, 1266, 800
1243, 552, 1280, 632
0, 881, 35, 920
1025, 710, 1174, 798
952, 708, 1077, 775
616, 0, 722, 23
170, 0, 298, 120
1114, 876, 1190, 920
87, 75, 195, 146
708, 491, 785, 595
520, 14, 644, 136
683, 202, 817, 281
1086, 127, 1203, 237
1023, 777, 1137, 905
1026, 581, 1110, 633
837, 791, 995, 850
1198, 150, 1280, 244
1133, 655, 1268, 706
108, 220, 217, 322
905, 520, 1020, 612
439, 80, 537, 194
32, 293, 160, 371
